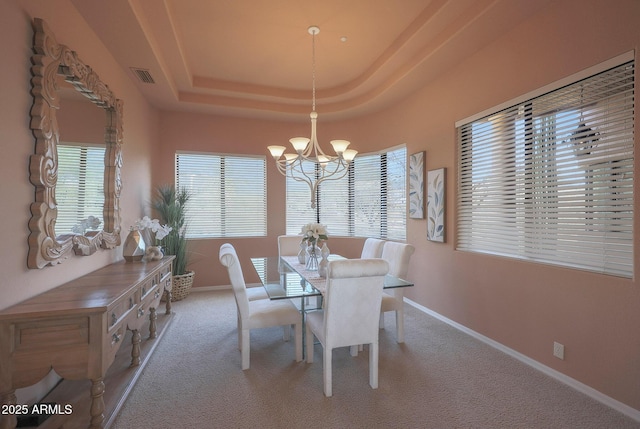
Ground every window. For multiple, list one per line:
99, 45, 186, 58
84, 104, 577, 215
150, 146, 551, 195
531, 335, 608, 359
286, 146, 406, 240
56, 143, 105, 235
176, 152, 267, 238
457, 56, 634, 277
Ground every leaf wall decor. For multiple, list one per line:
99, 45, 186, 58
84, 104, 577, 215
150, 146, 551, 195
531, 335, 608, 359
427, 168, 445, 242
409, 152, 425, 219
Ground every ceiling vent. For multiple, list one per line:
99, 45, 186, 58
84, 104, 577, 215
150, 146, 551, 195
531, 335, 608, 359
130, 67, 155, 84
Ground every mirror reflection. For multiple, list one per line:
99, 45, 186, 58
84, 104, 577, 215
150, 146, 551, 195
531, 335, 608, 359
28, 17, 123, 268
55, 80, 106, 238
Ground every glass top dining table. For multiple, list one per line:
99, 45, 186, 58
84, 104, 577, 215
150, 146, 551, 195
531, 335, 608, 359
250, 255, 413, 359
250, 255, 413, 300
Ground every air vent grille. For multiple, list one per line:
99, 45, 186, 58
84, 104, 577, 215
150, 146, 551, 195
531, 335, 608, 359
130, 67, 155, 84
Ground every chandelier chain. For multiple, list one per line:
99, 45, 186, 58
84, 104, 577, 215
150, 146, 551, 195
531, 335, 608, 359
312, 29, 316, 112
266, 25, 357, 209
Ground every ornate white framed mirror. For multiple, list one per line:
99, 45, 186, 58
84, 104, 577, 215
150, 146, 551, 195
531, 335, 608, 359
28, 18, 123, 269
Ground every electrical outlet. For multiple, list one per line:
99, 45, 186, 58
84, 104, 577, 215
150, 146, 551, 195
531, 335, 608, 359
553, 341, 565, 360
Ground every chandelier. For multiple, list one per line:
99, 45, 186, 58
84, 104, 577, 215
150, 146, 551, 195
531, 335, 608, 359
268, 26, 357, 209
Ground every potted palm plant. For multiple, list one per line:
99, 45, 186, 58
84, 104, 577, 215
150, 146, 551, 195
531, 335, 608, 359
152, 184, 194, 301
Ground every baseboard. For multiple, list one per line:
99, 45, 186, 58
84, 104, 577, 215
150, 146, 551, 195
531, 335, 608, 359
404, 298, 640, 423
190, 285, 231, 292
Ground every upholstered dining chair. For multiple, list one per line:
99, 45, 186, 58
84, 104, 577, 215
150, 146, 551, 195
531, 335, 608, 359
278, 234, 302, 257
220, 243, 268, 301
305, 258, 389, 396
219, 243, 302, 370
351, 237, 386, 354
360, 237, 386, 259
379, 241, 415, 343
219, 243, 271, 347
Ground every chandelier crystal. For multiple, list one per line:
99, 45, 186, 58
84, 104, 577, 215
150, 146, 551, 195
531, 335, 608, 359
268, 26, 357, 209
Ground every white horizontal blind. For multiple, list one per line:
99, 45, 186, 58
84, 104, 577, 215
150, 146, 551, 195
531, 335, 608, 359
351, 147, 407, 240
352, 153, 383, 237
56, 144, 105, 235
286, 146, 406, 241
318, 169, 351, 236
176, 152, 266, 238
384, 148, 407, 240
457, 60, 634, 277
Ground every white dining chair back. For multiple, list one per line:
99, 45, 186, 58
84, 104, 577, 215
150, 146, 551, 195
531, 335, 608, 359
220, 243, 268, 304
360, 238, 385, 259
219, 243, 302, 370
306, 258, 389, 396
380, 241, 415, 343
219, 243, 269, 346
278, 235, 302, 257
219, 243, 250, 317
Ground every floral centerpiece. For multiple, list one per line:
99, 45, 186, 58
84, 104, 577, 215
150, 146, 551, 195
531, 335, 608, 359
300, 223, 328, 271
300, 222, 328, 246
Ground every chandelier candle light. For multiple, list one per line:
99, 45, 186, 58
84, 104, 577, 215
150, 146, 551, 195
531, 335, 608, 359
268, 26, 357, 209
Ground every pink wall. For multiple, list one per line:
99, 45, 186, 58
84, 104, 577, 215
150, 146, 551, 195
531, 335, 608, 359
154, 0, 640, 413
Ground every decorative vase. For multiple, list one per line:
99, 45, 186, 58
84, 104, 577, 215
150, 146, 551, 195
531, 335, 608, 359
305, 242, 321, 271
123, 229, 146, 262
297, 240, 307, 264
140, 228, 154, 248
318, 243, 330, 278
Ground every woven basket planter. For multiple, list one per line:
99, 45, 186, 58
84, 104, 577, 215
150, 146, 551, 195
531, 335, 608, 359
167, 271, 195, 302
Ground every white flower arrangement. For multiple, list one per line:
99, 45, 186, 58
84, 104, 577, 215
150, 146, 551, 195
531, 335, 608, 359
133, 216, 173, 244
300, 222, 328, 245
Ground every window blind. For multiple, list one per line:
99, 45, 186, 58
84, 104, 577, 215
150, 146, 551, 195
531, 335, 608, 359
382, 148, 407, 240
176, 152, 266, 238
56, 144, 105, 234
286, 159, 320, 230
318, 169, 351, 236
457, 60, 634, 277
286, 146, 406, 240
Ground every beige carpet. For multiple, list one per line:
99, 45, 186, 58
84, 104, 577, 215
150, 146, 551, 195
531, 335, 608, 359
111, 290, 639, 429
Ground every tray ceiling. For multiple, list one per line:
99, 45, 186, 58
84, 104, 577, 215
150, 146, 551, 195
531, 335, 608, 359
71, 0, 550, 121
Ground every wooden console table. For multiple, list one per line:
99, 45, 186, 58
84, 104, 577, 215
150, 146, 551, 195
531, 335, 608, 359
0, 256, 174, 429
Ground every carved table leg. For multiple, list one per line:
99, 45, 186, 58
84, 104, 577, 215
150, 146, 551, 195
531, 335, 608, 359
164, 290, 172, 314
149, 307, 157, 339
130, 329, 141, 367
0, 390, 17, 429
89, 378, 105, 429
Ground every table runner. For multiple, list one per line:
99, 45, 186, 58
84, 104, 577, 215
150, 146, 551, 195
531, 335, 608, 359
281, 255, 328, 294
